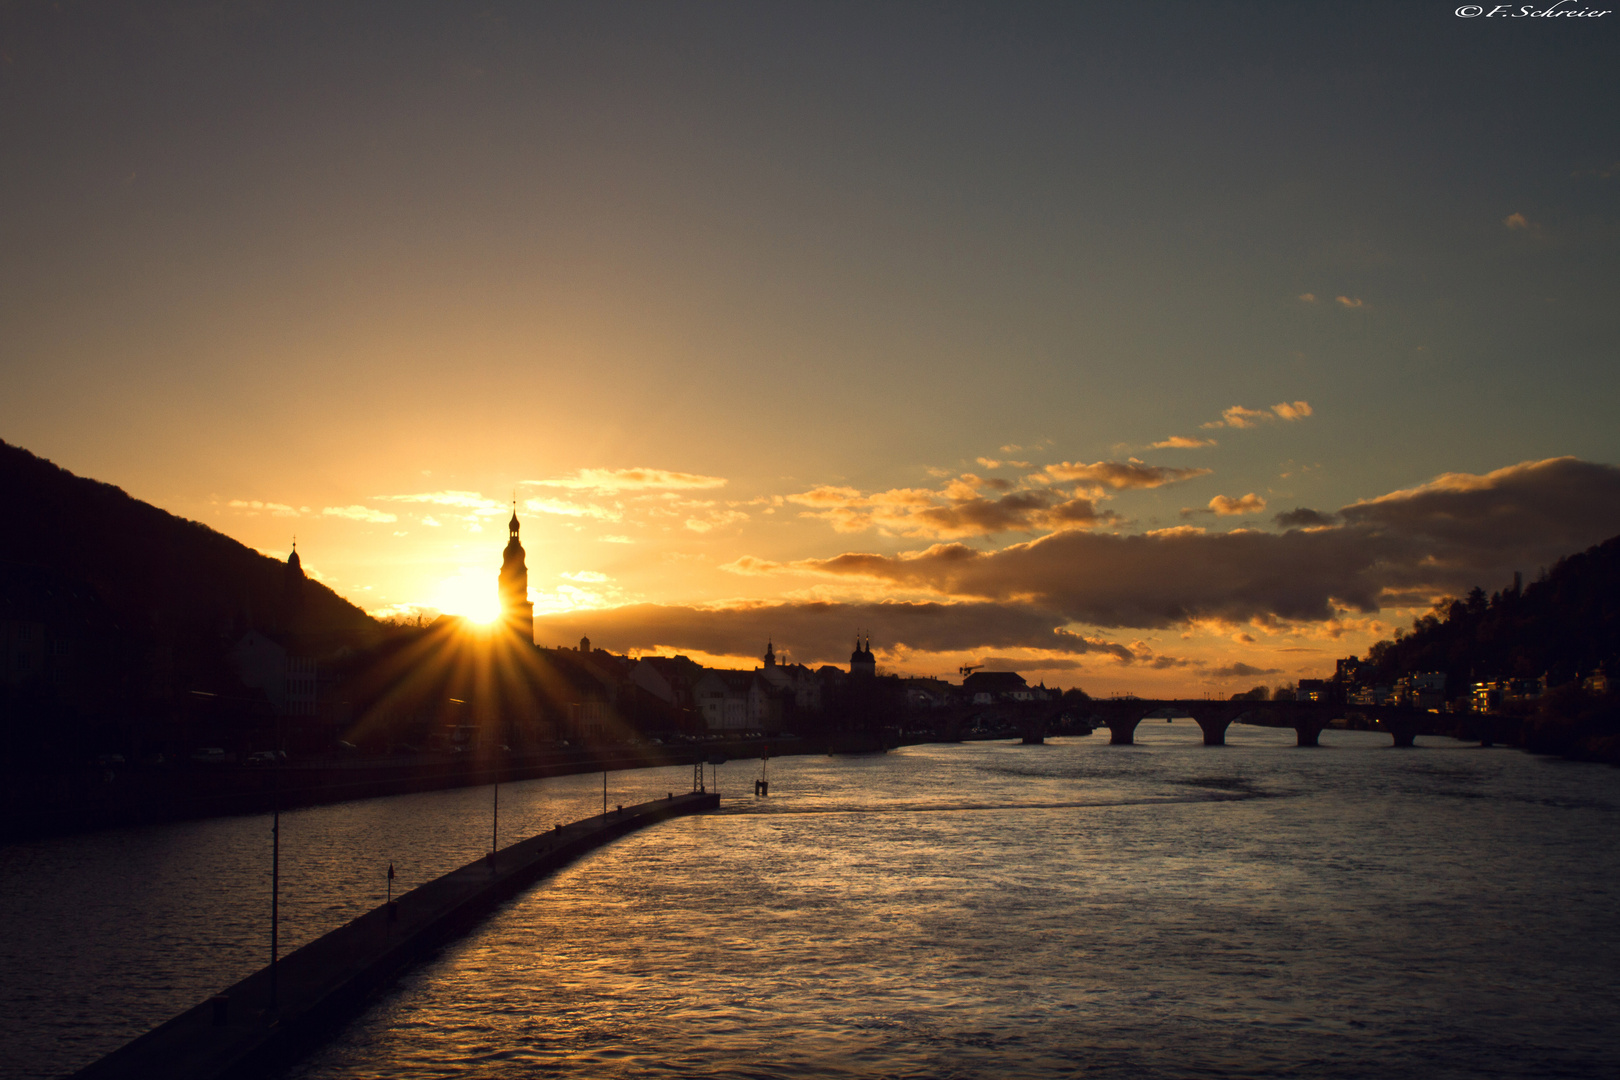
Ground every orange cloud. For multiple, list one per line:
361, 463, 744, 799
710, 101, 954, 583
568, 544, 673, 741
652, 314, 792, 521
1208, 493, 1267, 516
1034, 460, 1211, 489
1201, 401, 1313, 430
793, 458, 1620, 629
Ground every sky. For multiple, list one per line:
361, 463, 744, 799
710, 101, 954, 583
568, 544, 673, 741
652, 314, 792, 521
3, 1, 1618, 695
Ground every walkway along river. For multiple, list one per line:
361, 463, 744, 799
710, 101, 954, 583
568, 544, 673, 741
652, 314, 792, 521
68, 792, 719, 1080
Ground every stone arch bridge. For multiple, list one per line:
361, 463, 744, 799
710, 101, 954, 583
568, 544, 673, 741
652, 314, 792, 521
1078, 698, 1505, 748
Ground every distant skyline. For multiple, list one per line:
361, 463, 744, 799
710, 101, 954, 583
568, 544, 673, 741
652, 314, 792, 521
3, 2, 1617, 693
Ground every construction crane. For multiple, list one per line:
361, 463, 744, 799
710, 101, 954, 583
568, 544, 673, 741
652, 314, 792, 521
958, 664, 981, 677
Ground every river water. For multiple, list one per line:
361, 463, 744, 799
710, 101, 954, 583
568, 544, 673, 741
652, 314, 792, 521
5, 726, 1619, 1078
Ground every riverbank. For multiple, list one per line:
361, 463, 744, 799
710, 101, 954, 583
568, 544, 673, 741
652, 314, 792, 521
0, 739, 771, 841
70, 791, 720, 1080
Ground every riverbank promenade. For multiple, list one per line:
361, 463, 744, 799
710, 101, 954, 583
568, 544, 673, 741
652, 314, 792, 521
71, 790, 721, 1080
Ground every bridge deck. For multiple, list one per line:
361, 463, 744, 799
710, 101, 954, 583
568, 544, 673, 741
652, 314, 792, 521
71, 790, 721, 1080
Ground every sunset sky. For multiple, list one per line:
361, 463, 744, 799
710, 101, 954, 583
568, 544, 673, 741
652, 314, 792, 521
3, 2, 1617, 694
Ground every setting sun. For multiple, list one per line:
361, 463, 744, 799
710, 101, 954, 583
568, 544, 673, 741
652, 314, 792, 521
433, 571, 502, 625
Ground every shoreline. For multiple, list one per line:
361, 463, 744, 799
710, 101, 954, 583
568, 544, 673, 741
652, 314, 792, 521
0, 739, 788, 842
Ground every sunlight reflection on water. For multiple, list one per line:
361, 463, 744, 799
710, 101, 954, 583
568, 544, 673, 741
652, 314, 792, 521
4, 727, 1618, 1079
284, 729, 1619, 1079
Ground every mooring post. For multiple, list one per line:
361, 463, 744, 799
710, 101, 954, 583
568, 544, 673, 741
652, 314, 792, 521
269, 714, 283, 1010
270, 804, 279, 1009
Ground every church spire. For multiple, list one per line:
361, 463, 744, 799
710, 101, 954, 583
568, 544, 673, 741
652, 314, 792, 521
499, 503, 534, 644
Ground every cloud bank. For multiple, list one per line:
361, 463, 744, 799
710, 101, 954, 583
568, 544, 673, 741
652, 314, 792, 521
793, 458, 1620, 627
535, 600, 1135, 664
527, 458, 1620, 675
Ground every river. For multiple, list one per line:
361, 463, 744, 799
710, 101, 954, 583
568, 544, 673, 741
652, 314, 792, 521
4, 726, 1618, 1078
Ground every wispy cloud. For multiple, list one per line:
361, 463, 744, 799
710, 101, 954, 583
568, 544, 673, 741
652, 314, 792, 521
375, 490, 508, 514
1335, 296, 1364, 309
684, 509, 749, 533
1033, 460, 1212, 489
526, 467, 727, 493
719, 555, 786, 576
787, 477, 1117, 539
1201, 401, 1313, 430
1150, 435, 1217, 450
227, 499, 303, 517
322, 505, 398, 523
1504, 212, 1529, 230
1298, 292, 1317, 303
523, 497, 623, 521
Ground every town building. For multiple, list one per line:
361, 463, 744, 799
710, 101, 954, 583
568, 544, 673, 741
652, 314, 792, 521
962, 670, 1035, 704
758, 639, 822, 713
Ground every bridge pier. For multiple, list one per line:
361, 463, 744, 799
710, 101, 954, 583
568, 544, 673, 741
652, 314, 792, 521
1193, 715, 1233, 746
1387, 724, 1417, 748
1105, 715, 1144, 745
1293, 716, 1328, 747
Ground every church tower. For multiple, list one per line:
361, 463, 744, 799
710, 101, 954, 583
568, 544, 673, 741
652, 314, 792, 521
499, 503, 535, 643
281, 539, 306, 626
850, 632, 876, 678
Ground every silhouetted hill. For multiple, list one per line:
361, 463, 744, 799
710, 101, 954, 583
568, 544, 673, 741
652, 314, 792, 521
1, 440, 381, 761
1361, 532, 1620, 689
1, 439, 377, 644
